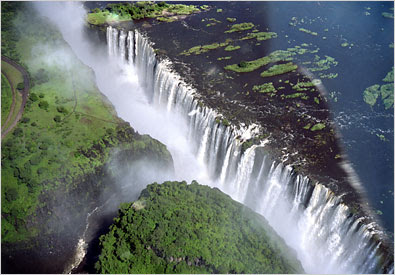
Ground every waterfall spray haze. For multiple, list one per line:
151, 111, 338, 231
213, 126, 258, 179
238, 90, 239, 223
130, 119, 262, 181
34, 2, 393, 274
34, 2, 207, 184
105, 25, 393, 274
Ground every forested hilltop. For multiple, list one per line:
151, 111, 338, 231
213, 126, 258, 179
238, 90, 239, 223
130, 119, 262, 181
96, 181, 304, 274
1, 2, 173, 273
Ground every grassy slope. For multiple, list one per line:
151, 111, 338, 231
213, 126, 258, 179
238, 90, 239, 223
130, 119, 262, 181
1, 4, 118, 242
1, 60, 23, 85
1, 3, 171, 244
1, 60, 24, 130
1, 73, 13, 125
96, 181, 304, 274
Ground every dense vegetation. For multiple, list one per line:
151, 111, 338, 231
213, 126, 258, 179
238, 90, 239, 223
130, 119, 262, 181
1, 2, 172, 248
1, 2, 22, 62
87, 2, 202, 25
95, 181, 304, 274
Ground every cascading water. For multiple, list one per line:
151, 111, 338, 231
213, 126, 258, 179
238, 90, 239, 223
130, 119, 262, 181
105, 25, 393, 274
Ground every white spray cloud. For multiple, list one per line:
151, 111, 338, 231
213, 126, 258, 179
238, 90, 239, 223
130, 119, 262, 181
33, 1, 210, 184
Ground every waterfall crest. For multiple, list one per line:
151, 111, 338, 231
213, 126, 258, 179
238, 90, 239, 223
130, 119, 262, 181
105, 25, 393, 274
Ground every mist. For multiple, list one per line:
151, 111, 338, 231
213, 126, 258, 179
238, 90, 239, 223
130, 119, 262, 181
33, 1, 210, 185
28, 2, 392, 274
31, 3, 214, 271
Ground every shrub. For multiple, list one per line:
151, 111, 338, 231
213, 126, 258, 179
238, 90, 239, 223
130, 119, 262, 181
21, 117, 30, 123
39, 143, 48, 150
24, 161, 31, 170
29, 93, 38, 102
27, 179, 39, 189
19, 166, 31, 181
25, 101, 32, 109
54, 115, 62, 123
29, 155, 41, 165
5, 187, 18, 201
238, 61, 247, 68
17, 82, 24, 90
106, 128, 114, 135
38, 100, 49, 110
37, 167, 48, 175
39, 93, 45, 98
13, 128, 23, 137
27, 143, 37, 153
57, 106, 68, 114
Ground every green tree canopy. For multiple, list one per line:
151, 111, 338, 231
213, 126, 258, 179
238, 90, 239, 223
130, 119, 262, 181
95, 181, 304, 274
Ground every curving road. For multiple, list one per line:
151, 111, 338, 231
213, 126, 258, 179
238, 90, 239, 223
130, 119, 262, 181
1, 56, 30, 139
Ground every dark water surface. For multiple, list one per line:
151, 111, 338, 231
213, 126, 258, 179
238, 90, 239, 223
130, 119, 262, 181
257, 1, 394, 234
86, 0, 393, 247
145, 0, 394, 235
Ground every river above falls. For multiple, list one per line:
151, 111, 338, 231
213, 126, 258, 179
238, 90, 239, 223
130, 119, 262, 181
36, 1, 394, 273
107, 0, 394, 235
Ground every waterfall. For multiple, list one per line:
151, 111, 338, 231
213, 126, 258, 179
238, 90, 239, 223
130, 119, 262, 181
106, 26, 393, 274
118, 30, 127, 60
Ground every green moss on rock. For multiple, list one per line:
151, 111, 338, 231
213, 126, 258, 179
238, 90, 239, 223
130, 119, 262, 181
225, 22, 255, 33
383, 67, 394, 83
181, 40, 232, 56
253, 82, 277, 94
285, 93, 306, 99
382, 12, 394, 19
293, 81, 315, 92
260, 62, 298, 78
363, 84, 381, 107
310, 123, 326, 131
380, 83, 394, 109
240, 31, 277, 41
217, 56, 232, 61
224, 50, 295, 73
224, 45, 240, 51
298, 28, 318, 36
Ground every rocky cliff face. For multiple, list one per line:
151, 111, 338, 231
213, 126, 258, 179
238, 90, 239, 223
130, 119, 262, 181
2, 121, 174, 274
1, 3, 174, 273
85, 9, 393, 273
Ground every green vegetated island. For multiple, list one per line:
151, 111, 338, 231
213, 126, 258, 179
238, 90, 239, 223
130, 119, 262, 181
1, 2, 172, 272
363, 67, 394, 109
1, 2, 306, 273
95, 181, 304, 274
85, 1, 383, 212
2, 1, 393, 273
177, 20, 336, 120
87, 1, 338, 121
87, 1, 206, 24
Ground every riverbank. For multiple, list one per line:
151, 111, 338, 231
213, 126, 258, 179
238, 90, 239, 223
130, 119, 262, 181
85, 2, 393, 272
1, 3, 174, 273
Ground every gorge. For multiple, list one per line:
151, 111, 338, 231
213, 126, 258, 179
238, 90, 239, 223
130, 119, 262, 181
2, 1, 394, 274
100, 22, 393, 273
